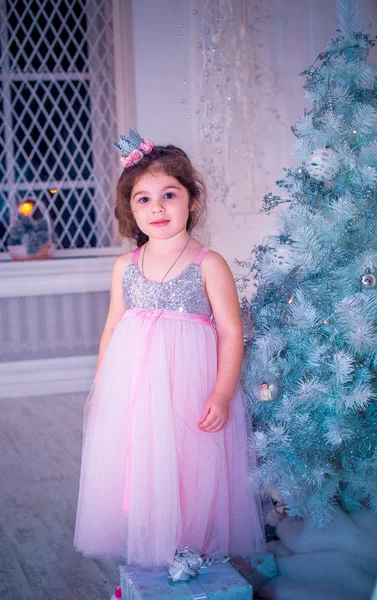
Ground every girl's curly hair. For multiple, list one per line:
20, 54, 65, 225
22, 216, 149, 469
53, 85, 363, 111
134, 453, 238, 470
115, 145, 207, 247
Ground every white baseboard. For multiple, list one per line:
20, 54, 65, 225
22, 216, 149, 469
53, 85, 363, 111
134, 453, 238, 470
0, 355, 96, 398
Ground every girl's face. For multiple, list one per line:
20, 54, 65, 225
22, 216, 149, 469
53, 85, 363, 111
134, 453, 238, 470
130, 171, 195, 240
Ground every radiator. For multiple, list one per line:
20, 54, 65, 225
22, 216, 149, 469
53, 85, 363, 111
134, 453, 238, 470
0, 251, 121, 398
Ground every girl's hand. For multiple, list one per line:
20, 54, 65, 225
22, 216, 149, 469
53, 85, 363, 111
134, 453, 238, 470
198, 393, 230, 433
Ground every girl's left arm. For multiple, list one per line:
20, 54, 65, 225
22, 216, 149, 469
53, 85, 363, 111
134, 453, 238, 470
198, 251, 245, 433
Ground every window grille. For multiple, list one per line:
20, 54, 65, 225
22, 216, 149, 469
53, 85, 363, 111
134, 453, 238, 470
0, 0, 118, 252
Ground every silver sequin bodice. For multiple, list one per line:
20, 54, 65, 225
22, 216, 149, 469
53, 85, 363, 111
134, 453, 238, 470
123, 262, 212, 319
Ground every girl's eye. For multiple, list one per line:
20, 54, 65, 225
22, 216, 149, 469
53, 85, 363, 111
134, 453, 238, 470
138, 197, 149, 204
164, 192, 175, 199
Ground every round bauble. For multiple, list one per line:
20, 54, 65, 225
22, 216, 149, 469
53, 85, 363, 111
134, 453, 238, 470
252, 378, 280, 403
360, 273, 376, 288
263, 237, 296, 274
306, 147, 341, 182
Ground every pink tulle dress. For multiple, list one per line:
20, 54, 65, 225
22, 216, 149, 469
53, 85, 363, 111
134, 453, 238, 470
74, 246, 265, 566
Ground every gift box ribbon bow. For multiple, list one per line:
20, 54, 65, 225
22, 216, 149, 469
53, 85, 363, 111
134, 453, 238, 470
168, 547, 231, 600
169, 547, 230, 583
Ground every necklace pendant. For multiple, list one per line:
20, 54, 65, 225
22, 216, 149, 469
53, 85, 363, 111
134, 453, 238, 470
142, 236, 191, 283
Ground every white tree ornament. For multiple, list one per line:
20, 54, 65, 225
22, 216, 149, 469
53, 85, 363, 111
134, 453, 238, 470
306, 147, 342, 182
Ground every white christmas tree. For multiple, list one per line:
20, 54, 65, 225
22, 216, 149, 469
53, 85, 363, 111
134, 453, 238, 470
242, 0, 377, 528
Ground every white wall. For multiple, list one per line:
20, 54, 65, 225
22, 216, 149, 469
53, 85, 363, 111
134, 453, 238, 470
131, 0, 195, 150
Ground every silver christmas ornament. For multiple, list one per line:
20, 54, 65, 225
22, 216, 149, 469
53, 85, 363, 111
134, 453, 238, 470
306, 147, 341, 182
360, 273, 376, 288
252, 378, 280, 402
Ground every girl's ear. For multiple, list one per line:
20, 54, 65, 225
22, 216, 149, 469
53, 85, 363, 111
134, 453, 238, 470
190, 196, 198, 211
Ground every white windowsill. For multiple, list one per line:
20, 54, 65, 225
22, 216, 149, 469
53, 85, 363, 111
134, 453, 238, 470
0, 246, 128, 297
0, 246, 128, 261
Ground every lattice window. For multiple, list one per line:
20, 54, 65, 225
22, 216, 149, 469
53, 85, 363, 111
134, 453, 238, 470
0, 0, 118, 252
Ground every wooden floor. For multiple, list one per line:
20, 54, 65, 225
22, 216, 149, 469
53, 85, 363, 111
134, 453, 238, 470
0, 392, 120, 600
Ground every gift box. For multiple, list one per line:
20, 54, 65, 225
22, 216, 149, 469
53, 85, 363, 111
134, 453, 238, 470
120, 557, 253, 600
230, 553, 277, 592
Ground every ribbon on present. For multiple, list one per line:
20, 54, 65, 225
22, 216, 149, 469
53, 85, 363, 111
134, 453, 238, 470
127, 570, 208, 600
168, 547, 207, 599
169, 547, 204, 582
177, 577, 208, 600
167, 548, 232, 599
169, 548, 231, 582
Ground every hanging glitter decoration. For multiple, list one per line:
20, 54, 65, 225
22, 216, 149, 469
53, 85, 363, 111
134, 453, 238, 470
190, 1, 285, 228
181, 1, 269, 226
192, 0, 254, 217
178, 1, 283, 231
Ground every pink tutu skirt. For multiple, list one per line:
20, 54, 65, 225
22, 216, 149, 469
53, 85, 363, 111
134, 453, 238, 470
74, 308, 265, 565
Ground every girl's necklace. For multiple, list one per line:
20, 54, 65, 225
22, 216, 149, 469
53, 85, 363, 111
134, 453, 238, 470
141, 235, 191, 283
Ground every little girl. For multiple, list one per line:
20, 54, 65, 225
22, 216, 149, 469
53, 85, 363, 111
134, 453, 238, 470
74, 131, 265, 566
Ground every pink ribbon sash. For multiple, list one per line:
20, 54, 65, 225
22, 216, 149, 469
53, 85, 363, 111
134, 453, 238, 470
122, 308, 212, 326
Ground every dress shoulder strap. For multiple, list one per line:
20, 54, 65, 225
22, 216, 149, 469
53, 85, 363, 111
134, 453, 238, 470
193, 246, 209, 265
130, 246, 142, 264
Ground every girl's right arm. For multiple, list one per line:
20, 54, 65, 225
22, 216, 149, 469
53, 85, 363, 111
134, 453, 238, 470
96, 252, 132, 374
